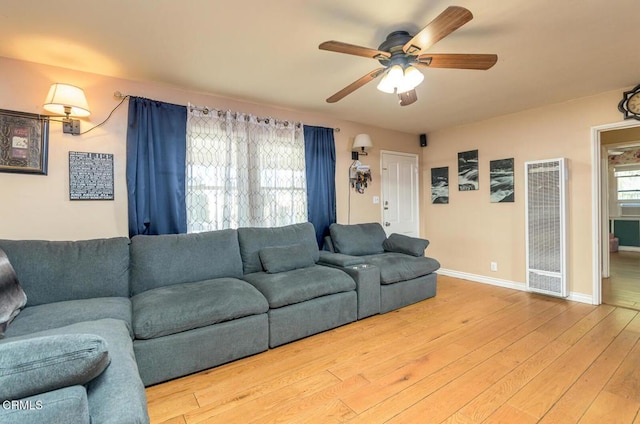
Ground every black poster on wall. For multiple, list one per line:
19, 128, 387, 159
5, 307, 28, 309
69, 151, 114, 200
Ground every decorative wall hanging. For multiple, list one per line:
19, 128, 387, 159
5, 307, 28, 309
490, 158, 515, 203
69, 151, 114, 200
431, 166, 449, 204
0, 109, 49, 175
350, 161, 371, 194
458, 149, 478, 191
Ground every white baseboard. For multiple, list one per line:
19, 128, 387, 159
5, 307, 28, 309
436, 268, 594, 305
618, 246, 640, 253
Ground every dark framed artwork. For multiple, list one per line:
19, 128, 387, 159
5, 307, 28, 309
458, 149, 478, 191
490, 158, 515, 203
431, 166, 449, 204
0, 109, 49, 175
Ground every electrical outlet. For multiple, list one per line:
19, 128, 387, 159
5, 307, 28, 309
490, 262, 498, 272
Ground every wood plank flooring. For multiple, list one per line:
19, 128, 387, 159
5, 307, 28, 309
146, 276, 640, 423
603, 251, 640, 311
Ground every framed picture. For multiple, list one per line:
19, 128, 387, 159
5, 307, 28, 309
431, 166, 449, 204
490, 158, 515, 202
458, 149, 479, 191
0, 109, 49, 175
69, 152, 115, 200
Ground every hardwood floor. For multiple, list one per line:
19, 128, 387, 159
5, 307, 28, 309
146, 276, 640, 423
603, 251, 640, 311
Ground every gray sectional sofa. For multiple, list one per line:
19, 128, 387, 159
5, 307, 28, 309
0, 221, 439, 424
322, 222, 441, 313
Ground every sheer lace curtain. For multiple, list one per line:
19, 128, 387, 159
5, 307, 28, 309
186, 107, 307, 232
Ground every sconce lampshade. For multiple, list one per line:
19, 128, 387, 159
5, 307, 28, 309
43, 83, 91, 117
353, 134, 373, 151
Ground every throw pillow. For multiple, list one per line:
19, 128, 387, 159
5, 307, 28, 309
0, 248, 27, 338
259, 244, 315, 273
0, 334, 110, 401
383, 233, 430, 257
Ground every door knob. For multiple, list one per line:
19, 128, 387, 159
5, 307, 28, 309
384, 222, 391, 227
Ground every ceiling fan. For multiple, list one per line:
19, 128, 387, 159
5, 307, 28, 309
319, 6, 497, 106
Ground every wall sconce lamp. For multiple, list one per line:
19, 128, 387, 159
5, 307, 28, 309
43, 83, 91, 135
352, 133, 373, 160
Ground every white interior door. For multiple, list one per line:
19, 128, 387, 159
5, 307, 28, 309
381, 151, 419, 236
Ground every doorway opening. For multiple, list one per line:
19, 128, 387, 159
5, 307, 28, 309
592, 120, 640, 310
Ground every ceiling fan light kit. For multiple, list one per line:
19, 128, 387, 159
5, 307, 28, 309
376, 64, 424, 95
319, 6, 497, 106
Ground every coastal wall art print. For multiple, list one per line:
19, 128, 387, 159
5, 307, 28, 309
490, 158, 515, 203
458, 149, 479, 191
431, 166, 449, 204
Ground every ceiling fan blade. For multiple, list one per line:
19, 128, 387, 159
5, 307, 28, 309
326, 68, 386, 103
319, 41, 390, 60
398, 89, 418, 106
403, 6, 473, 55
416, 53, 498, 70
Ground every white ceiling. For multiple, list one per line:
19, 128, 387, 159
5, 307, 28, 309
1, 0, 639, 134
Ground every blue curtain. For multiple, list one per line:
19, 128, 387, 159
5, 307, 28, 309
303, 125, 336, 247
126, 97, 187, 237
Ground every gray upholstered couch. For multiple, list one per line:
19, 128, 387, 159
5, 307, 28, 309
321, 222, 440, 314
0, 238, 149, 424
129, 229, 269, 386
0, 222, 437, 423
237, 223, 357, 347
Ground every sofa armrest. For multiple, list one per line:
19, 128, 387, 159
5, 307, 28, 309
319, 258, 380, 319
0, 334, 110, 401
318, 251, 365, 267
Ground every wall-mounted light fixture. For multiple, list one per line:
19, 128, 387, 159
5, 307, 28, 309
43, 83, 91, 135
352, 133, 373, 160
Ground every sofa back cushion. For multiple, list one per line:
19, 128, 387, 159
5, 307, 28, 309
0, 238, 130, 307
238, 222, 320, 274
329, 223, 387, 256
130, 229, 243, 295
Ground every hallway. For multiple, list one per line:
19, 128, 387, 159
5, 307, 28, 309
603, 251, 640, 310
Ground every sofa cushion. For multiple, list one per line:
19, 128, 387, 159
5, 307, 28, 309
0, 334, 110, 401
4, 318, 149, 424
243, 265, 355, 308
0, 248, 27, 338
238, 223, 320, 274
329, 223, 387, 256
362, 253, 441, 284
318, 251, 366, 267
259, 244, 315, 274
0, 386, 91, 424
0, 385, 90, 424
383, 233, 430, 257
4, 297, 133, 339
130, 229, 243, 295
132, 278, 269, 339
0, 238, 130, 306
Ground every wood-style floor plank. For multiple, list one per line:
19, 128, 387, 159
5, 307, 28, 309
146, 276, 640, 423
603, 251, 640, 310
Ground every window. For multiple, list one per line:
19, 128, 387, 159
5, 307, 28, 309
186, 110, 307, 232
615, 167, 640, 201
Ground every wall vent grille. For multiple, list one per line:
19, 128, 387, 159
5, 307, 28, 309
525, 158, 568, 297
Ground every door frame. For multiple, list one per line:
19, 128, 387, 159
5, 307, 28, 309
591, 119, 640, 305
380, 150, 420, 236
